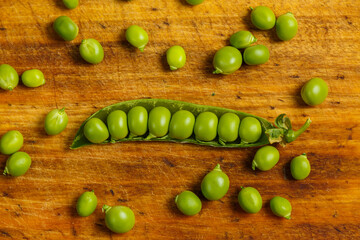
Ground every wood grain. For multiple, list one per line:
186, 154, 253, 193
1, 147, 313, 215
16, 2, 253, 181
0, 0, 359, 239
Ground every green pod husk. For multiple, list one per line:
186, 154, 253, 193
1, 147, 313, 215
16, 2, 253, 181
70, 99, 311, 149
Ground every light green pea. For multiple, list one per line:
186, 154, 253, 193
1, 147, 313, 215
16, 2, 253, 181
53, 16, 79, 41
76, 191, 98, 217
44, 108, 68, 135
166, 46, 186, 70
21, 69, 45, 88
238, 187, 262, 213
128, 106, 148, 137
213, 46, 242, 74
252, 146, 280, 171
239, 117, 262, 143
290, 153, 311, 180
125, 25, 149, 52
84, 118, 109, 143
230, 31, 257, 49
270, 196, 292, 219
148, 107, 171, 138
63, 0, 79, 9
250, 6, 276, 30
186, 0, 204, 5
175, 191, 202, 216
3, 152, 31, 177
276, 13, 298, 41
0, 64, 19, 91
169, 110, 195, 140
243, 45, 270, 65
0, 130, 23, 155
194, 112, 218, 141
107, 110, 128, 140
218, 113, 240, 143
79, 39, 104, 64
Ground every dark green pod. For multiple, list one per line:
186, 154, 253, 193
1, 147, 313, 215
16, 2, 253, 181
70, 99, 311, 149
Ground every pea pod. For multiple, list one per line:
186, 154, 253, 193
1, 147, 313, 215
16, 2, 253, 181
70, 99, 311, 149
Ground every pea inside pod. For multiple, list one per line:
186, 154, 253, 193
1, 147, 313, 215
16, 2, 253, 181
276, 13, 298, 41
102, 205, 135, 233
230, 31, 257, 49
107, 110, 128, 141
169, 110, 195, 140
76, 190, 98, 217
0, 64, 19, 91
21, 69, 45, 88
218, 112, 240, 144
166, 46, 186, 70
0, 130, 23, 155
194, 112, 218, 141
128, 106, 148, 137
239, 116, 262, 143
53, 16, 78, 41
147, 106, 171, 139
44, 108, 68, 135
3, 152, 31, 177
125, 25, 149, 52
84, 118, 109, 143
270, 196, 292, 219
186, 0, 204, 5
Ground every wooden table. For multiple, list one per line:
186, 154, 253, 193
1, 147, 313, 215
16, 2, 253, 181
1, 0, 359, 239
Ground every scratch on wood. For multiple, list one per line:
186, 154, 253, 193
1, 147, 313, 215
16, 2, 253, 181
0, 27, 6, 31
0, 230, 11, 238
72, 226, 77, 236
117, 198, 128, 202
334, 227, 342, 233
110, 189, 114, 196
162, 158, 175, 167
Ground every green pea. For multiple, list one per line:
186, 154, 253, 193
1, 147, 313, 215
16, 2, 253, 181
194, 112, 218, 141
0, 64, 19, 91
3, 152, 31, 177
79, 39, 104, 64
84, 118, 109, 143
238, 187, 262, 213
44, 108, 68, 135
218, 113, 240, 143
252, 146, 279, 171
102, 205, 135, 233
169, 110, 195, 140
250, 6, 276, 30
166, 46, 186, 70
0, 130, 23, 155
290, 153, 311, 180
21, 69, 45, 88
243, 45, 270, 65
239, 117, 262, 143
148, 107, 171, 138
276, 13, 298, 41
128, 106, 148, 137
213, 46, 242, 74
186, 0, 204, 5
53, 16, 79, 41
230, 31, 257, 49
76, 191, 98, 217
270, 196, 292, 219
301, 78, 328, 106
125, 25, 149, 52
201, 164, 229, 200
63, 0, 79, 9
107, 110, 128, 140
175, 191, 202, 216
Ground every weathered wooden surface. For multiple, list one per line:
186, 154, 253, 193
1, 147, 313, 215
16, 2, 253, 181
0, 0, 359, 239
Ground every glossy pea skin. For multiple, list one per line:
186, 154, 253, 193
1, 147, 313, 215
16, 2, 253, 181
301, 78, 328, 106
276, 13, 298, 41
175, 191, 202, 216
243, 45, 270, 65
79, 39, 104, 64
230, 31, 257, 49
168, 110, 195, 140
0, 64, 19, 91
239, 117, 262, 143
44, 108, 68, 135
3, 152, 31, 177
166, 46, 186, 70
201, 164, 229, 200
290, 154, 311, 180
238, 187, 262, 213
53, 16, 78, 41
84, 118, 109, 143
250, 6, 276, 30
148, 107, 171, 138
103, 205, 135, 233
218, 113, 240, 143
186, 0, 204, 5
194, 112, 218, 141
107, 110, 128, 140
0, 130, 23, 155
128, 106, 148, 137
21, 69, 45, 88
76, 191, 98, 217
270, 196, 292, 219
125, 25, 149, 52
213, 46, 242, 74
252, 146, 280, 171
63, 0, 79, 9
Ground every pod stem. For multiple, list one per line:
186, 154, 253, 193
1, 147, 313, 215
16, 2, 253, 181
251, 160, 257, 170
285, 118, 312, 143
59, 107, 66, 113
213, 68, 223, 74
145, 133, 156, 140
213, 164, 221, 171
138, 46, 145, 52
3, 167, 9, 176
249, 6, 254, 11
102, 204, 111, 213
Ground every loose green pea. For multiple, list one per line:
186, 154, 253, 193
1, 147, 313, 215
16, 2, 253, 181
213, 46, 242, 74
230, 31, 257, 49
301, 78, 328, 106
201, 164, 229, 200
186, 0, 204, 5
218, 113, 240, 143
250, 6, 276, 30
76, 191, 98, 217
103, 205, 135, 233
53, 16, 79, 41
21, 69, 45, 88
125, 25, 149, 52
63, 0, 79, 9
169, 110, 195, 140
128, 106, 148, 137
148, 107, 171, 138
84, 118, 109, 143
0, 130, 23, 155
194, 112, 218, 141
243, 45, 270, 65
276, 13, 298, 41
290, 153, 311, 180
239, 117, 262, 143
252, 146, 280, 171
0, 64, 19, 91
44, 108, 68, 135
175, 191, 202, 216
79, 39, 104, 64
107, 110, 128, 140
270, 196, 292, 219
166, 46, 186, 70
3, 152, 31, 177
238, 187, 262, 213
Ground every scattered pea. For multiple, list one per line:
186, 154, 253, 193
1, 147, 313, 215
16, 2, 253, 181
230, 31, 257, 49
239, 117, 262, 143
128, 106, 148, 137
276, 13, 298, 41
0, 64, 19, 91
186, 0, 204, 5
218, 113, 240, 143
194, 112, 218, 141
301, 77, 328, 106
250, 6, 276, 30
243, 45, 270, 65
168, 110, 195, 140
21, 69, 45, 88
252, 146, 280, 171
0, 130, 23, 155
125, 25, 149, 52
238, 187, 262, 213
44, 108, 68, 135
148, 107, 171, 138
166, 46, 186, 70
201, 164, 229, 200
175, 191, 202, 216
102, 205, 135, 233
79, 39, 104, 64
107, 110, 128, 140
63, 0, 79, 9
213, 46, 242, 74
84, 118, 109, 143
290, 153, 311, 180
53, 16, 79, 41
76, 191, 98, 217
3, 152, 31, 177
270, 196, 292, 219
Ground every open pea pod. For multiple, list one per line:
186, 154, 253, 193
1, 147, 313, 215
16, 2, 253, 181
70, 99, 311, 149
